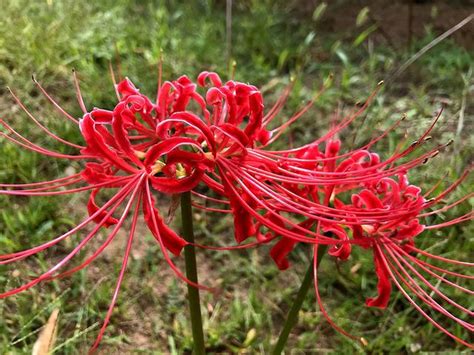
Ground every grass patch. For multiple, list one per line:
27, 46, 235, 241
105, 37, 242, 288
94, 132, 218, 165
0, 0, 472, 353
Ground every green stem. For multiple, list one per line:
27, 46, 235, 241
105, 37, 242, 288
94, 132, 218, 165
180, 191, 205, 355
272, 245, 328, 355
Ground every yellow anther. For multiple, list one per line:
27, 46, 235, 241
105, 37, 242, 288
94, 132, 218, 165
151, 161, 165, 175
135, 150, 146, 160
361, 224, 375, 234
175, 163, 187, 179
204, 151, 215, 161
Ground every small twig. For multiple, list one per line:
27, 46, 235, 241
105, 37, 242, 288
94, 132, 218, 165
388, 13, 474, 82
225, 0, 233, 66
454, 68, 471, 171
455, 73, 469, 140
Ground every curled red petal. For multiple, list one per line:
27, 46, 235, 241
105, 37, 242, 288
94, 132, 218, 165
353, 189, 385, 209
87, 189, 119, 228
396, 220, 425, 239
167, 111, 216, 153
142, 193, 187, 256
325, 226, 351, 260
79, 114, 137, 174
221, 177, 256, 243
197, 71, 222, 87
216, 123, 250, 147
117, 78, 140, 98
112, 107, 144, 167
366, 248, 392, 308
150, 170, 204, 194
81, 163, 127, 188
270, 237, 297, 270
166, 150, 214, 172
144, 137, 202, 168
90, 108, 114, 123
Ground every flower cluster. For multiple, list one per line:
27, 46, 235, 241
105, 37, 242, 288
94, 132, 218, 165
0, 70, 472, 350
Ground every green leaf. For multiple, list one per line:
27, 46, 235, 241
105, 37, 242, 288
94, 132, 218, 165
353, 24, 377, 47
312, 2, 327, 22
356, 6, 370, 27
335, 49, 349, 66
303, 31, 316, 47
277, 49, 289, 70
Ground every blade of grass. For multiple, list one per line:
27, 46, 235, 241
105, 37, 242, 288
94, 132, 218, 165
389, 14, 473, 81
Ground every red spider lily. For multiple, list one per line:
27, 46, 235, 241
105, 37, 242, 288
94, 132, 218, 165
187, 75, 472, 347
0, 73, 221, 351
255, 137, 473, 347
0, 67, 472, 352
0, 69, 320, 350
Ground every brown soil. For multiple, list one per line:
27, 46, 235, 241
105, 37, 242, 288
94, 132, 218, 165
299, 0, 474, 49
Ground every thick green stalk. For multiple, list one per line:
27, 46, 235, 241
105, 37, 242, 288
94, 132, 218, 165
272, 245, 328, 354
180, 191, 205, 355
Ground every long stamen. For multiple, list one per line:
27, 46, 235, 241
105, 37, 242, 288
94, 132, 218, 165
375, 244, 474, 349
7, 87, 84, 149
406, 245, 474, 266
238, 165, 417, 224
262, 79, 294, 126
425, 212, 473, 229
382, 247, 473, 331
191, 202, 232, 213
32, 76, 79, 124
72, 69, 88, 113
313, 243, 359, 340
144, 179, 213, 291
0, 180, 140, 299
265, 77, 331, 144
422, 171, 450, 198
256, 113, 406, 166
108, 62, 121, 101
0, 173, 82, 188
0, 176, 140, 264
242, 143, 446, 186
191, 190, 230, 205
419, 192, 473, 217
266, 81, 384, 154
384, 243, 473, 315
156, 49, 163, 105
0, 175, 133, 196
0, 120, 93, 160
422, 168, 472, 208
390, 242, 474, 284
48, 176, 146, 280
0, 177, 83, 192
90, 190, 142, 352
218, 160, 337, 244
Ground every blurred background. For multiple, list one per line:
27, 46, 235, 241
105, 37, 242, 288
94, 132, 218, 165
0, 0, 472, 353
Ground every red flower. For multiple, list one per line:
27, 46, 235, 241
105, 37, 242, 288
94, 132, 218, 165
0, 69, 472, 351
0, 70, 291, 350
254, 135, 473, 347
0, 73, 219, 351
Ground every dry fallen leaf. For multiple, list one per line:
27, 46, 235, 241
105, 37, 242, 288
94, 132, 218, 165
166, 194, 181, 224
32, 308, 59, 355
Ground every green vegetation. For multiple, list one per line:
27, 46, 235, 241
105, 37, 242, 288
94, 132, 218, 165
0, 0, 472, 353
